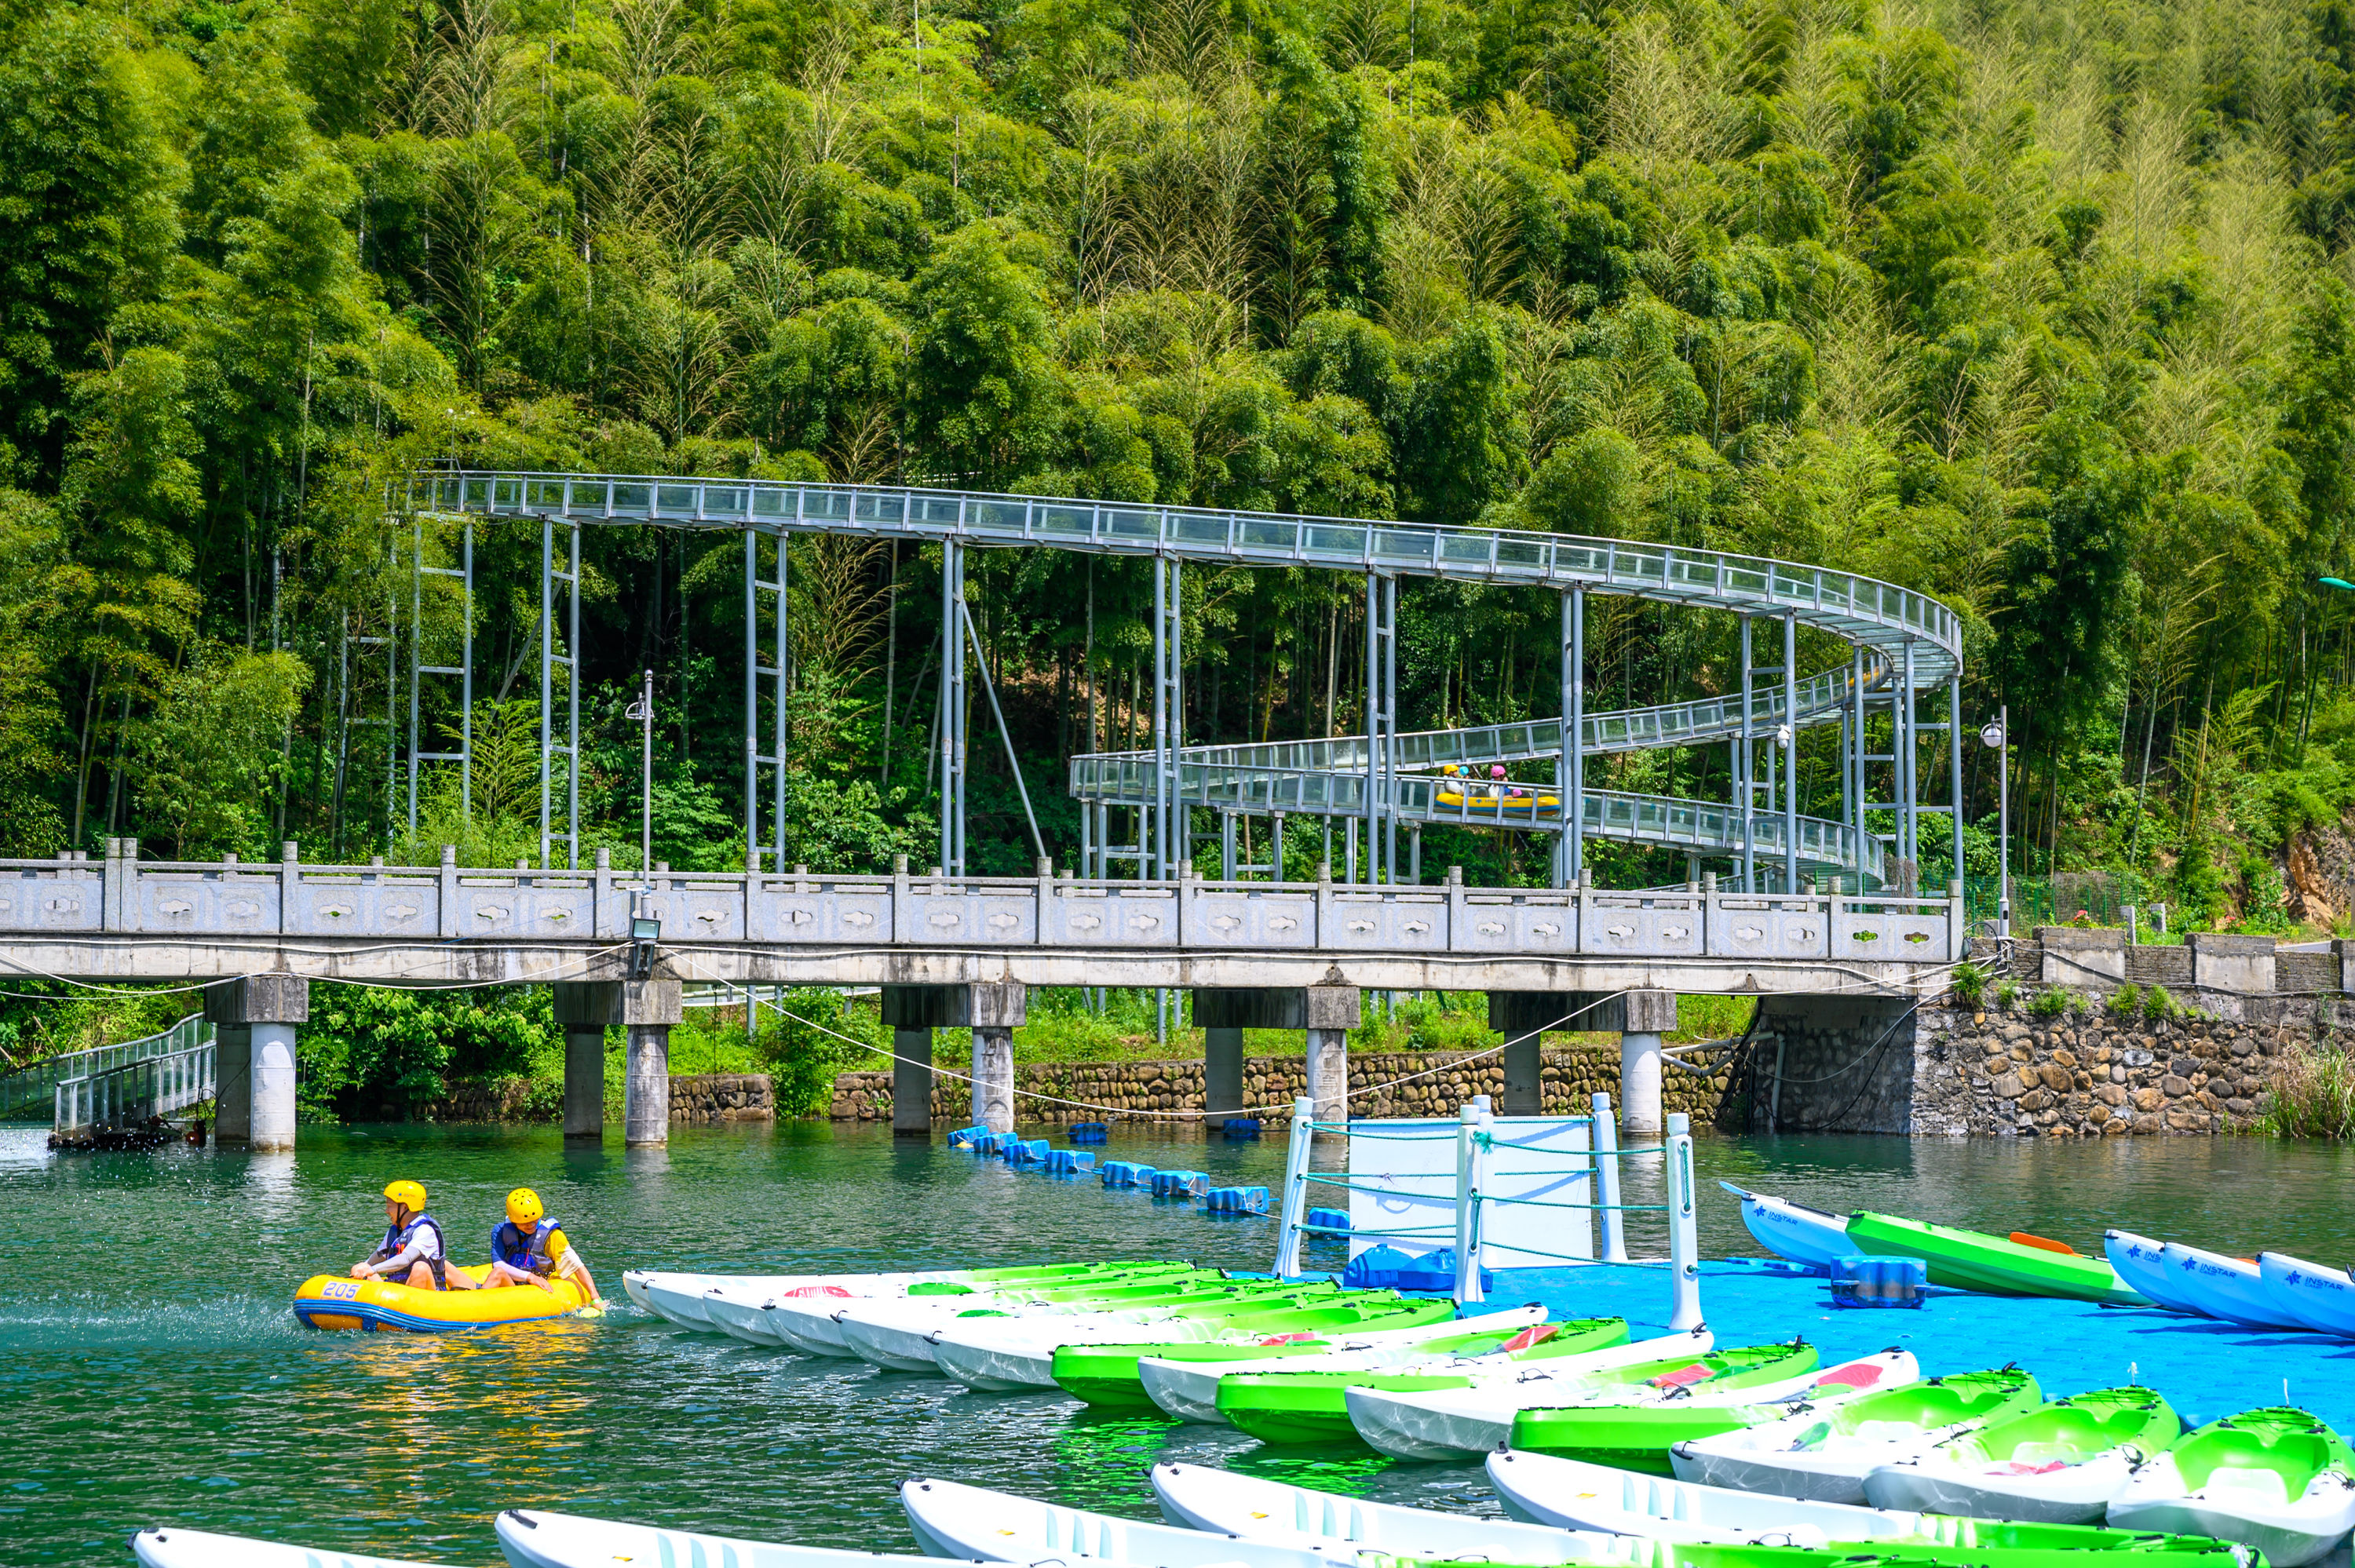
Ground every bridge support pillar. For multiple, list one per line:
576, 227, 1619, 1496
203, 976, 309, 1152
622, 979, 684, 1147
1196, 989, 1310, 1129
553, 983, 619, 1140
1619, 990, 1678, 1138
1203, 1029, 1243, 1126
883, 984, 1018, 1137
1488, 993, 1585, 1117
969, 980, 1024, 1135
1305, 985, 1359, 1141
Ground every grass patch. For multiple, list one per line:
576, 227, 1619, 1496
2257, 1046, 2355, 1139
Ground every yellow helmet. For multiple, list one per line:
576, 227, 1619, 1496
383, 1179, 427, 1212
505, 1187, 544, 1227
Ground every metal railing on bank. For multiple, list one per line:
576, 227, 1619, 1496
0, 1015, 215, 1132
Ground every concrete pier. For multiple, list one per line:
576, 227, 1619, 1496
968, 981, 1025, 1134
203, 975, 309, 1151
1618, 990, 1678, 1136
1203, 1027, 1244, 1126
621, 979, 683, 1146
553, 983, 619, 1140
1304, 984, 1360, 1137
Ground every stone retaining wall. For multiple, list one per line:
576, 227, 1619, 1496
828, 1048, 1732, 1125
1911, 1005, 2302, 1136
670, 1073, 775, 1124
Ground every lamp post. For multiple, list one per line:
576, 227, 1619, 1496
626, 669, 653, 873
1979, 709, 2007, 938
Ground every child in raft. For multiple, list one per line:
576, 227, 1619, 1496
475, 1186, 603, 1304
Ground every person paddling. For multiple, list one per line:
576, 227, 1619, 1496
352, 1180, 447, 1291
482, 1187, 601, 1304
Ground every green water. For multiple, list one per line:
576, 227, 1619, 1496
4, 1121, 2353, 1567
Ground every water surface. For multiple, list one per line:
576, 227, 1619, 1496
3, 1121, 2350, 1566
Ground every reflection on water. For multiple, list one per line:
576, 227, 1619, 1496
2, 1121, 2353, 1564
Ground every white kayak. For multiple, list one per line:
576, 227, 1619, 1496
627, 1268, 954, 1326
133, 1527, 451, 1568
1150, 1461, 1642, 1561
2259, 1253, 2355, 1337
900, 1476, 1354, 1568
1721, 1183, 1856, 1274
703, 1280, 803, 1346
931, 1311, 1231, 1391
1861, 1387, 2180, 1523
1488, 1449, 2000, 1544
2160, 1244, 2308, 1332
2105, 1231, 2203, 1315
495, 1507, 1118, 1568
1667, 1370, 2038, 1503
1139, 1305, 1554, 1421
1346, 1348, 1915, 1463
2106, 1414, 2355, 1566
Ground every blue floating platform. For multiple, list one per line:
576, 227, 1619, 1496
1305, 1207, 1350, 1233
1067, 1121, 1108, 1144
1219, 1118, 1261, 1140
1454, 1257, 2355, 1433
1204, 1185, 1270, 1214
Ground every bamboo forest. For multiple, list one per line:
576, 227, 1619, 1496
8, 0, 2355, 953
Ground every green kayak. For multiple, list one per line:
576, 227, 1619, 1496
1670, 1366, 2043, 1498
1845, 1212, 2147, 1306
1402, 1541, 2249, 1568
1861, 1386, 2182, 1521
1508, 1347, 1904, 1473
1050, 1297, 1462, 1407
2109, 1406, 2355, 1565
904, 1260, 1188, 1296
1221, 1329, 1776, 1447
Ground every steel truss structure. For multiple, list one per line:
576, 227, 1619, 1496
403, 472, 1967, 892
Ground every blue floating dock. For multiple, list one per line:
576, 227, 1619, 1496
1477, 1258, 2355, 1433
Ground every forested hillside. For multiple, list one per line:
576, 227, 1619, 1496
7, 0, 2355, 933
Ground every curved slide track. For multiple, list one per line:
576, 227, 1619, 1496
411, 473, 1963, 892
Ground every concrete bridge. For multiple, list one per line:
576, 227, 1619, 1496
2, 840, 1962, 1151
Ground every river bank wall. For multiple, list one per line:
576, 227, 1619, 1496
825, 1045, 1735, 1125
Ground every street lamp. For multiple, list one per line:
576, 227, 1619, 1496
626, 669, 653, 874
1979, 709, 2007, 938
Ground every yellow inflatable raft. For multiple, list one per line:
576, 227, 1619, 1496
294, 1264, 597, 1332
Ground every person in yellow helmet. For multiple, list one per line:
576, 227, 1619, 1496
480, 1187, 601, 1303
352, 1180, 448, 1290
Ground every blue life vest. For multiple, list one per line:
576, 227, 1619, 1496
377, 1209, 444, 1261
491, 1217, 561, 1275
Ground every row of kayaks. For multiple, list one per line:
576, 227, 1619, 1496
619, 1260, 2355, 1566
126, 1457, 2278, 1568
1727, 1187, 2148, 1306
2105, 1232, 2355, 1337
1730, 1185, 2355, 1341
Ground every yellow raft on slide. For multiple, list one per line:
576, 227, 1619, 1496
294, 1264, 597, 1332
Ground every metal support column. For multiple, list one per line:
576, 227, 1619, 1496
744, 532, 787, 874
1557, 587, 1585, 888
539, 517, 582, 868
1364, 573, 1397, 884
940, 541, 966, 877
1152, 557, 1183, 879
1783, 611, 1798, 893
1948, 676, 1966, 898
1737, 616, 1754, 892
1900, 640, 1918, 881
406, 517, 472, 837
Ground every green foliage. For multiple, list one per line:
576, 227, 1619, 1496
132, 646, 311, 857
2030, 986, 2070, 1016
1951, 962, 1986, 1005
2105, 983, 2141, 1016
300, 983, 558, 1121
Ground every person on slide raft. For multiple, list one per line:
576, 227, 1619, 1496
480, 1187, 602, 1304
352, 1179, 450, 1290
